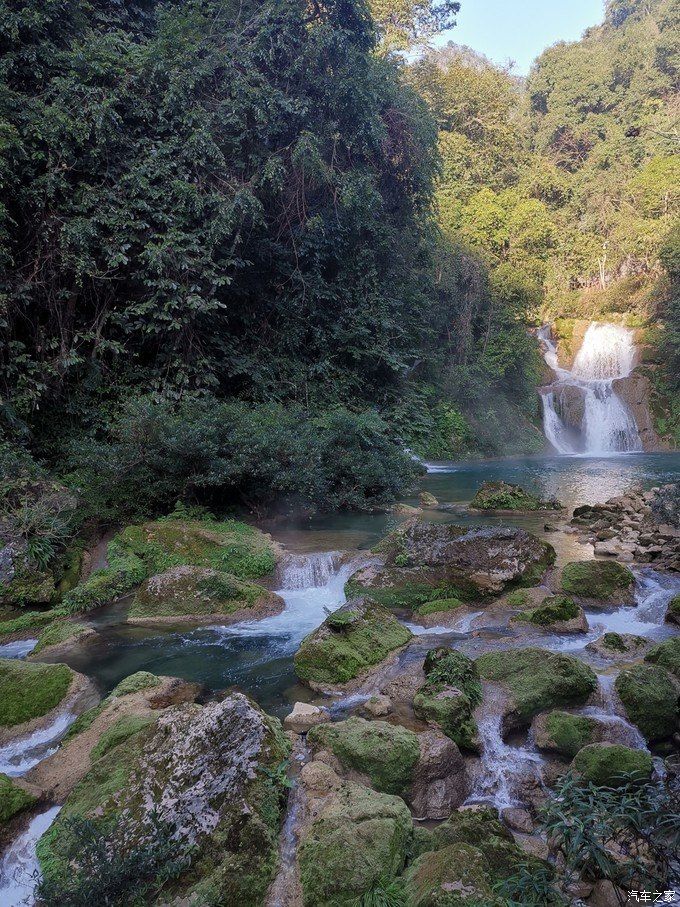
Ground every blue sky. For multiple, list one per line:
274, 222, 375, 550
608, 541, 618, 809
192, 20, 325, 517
434, 0, 605, 74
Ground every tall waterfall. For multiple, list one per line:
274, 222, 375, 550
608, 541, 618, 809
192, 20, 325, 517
539, 322, 643, 455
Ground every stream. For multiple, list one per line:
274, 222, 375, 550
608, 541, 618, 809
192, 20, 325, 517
1, 452, 678, 902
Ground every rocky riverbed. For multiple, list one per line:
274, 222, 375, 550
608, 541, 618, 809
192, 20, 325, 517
0, 474, 679, 905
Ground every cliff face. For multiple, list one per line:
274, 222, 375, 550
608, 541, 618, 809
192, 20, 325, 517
613, 374, 663, 451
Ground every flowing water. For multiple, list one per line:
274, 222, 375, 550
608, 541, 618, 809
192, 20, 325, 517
0, 639, 37, 660
539, 322, 643, 454
0, 711, 78, 777
0, 806, 61, 906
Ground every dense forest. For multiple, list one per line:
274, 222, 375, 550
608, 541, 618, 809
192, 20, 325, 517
0, 0, 678, 528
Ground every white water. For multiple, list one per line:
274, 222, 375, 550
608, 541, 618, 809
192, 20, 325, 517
583, 674, 649, 750
0, 711, 77, 777
469, 710, 544, 810
0, 806, 60, 906
207, 552, 361, 651
539, 322, 642, 455
0, 639, 38, 660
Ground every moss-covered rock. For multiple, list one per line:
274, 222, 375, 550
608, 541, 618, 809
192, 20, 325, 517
532, 710, 600, 759
476, 648, 598, 730
0, 658, 74, 729
586, 632, 648, 659
413, 649, 482, 751
308, 717, 420, 795
0, 607, 65, 640
404, 807, 543, 907
645, 636, 680, 678
128, 565, 282, 621
571, 744, 653, 786
666, 594, 680, 626
471, 481, 561, 512
32, 619, 92, 654
416, 597, 464, 617
294, 599, 412, 687
38, 693, 290, 906
62, 517, 277, 614
299, 780, 412, 906
0, 552, 56, 608
404, 842, 499, 907
0, 773, 37, 825
560, 560, 634, 603
615, 664, 680, 742
112, 671, 162, 697
347, 520, 555, 607
513, 595, 587, 632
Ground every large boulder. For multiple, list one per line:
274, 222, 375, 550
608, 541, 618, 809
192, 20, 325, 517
585, 632, 648, 660
476, 648, 598, 732
470, 481, 561, 512
347, 520, 555, 608
298, 776, 412, 906
532, 710, 602, 759
645, 636, 680, 678
615, 663, 680, 742
294, 599, 412, 688
128, 564, 283, 623
560, 560, 635, 605
571, 743, 653, 786
405, 807, 546, 907
612, 373, 659, 451
37, 693, 290, 905
413, 648, 482, 751
513, 595, 588, 633
308, 717, 469, 818
63, 517, 278, 614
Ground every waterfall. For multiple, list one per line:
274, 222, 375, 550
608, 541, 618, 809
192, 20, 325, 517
275, 552, 342, 590
538, 323, 643, 455
0, 806, 60, 906
0, 710, 77, 777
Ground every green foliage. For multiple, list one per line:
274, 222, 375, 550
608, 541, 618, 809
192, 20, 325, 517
37, 813, 194, 907
413, 647, 481, 750
540, 772, 680, 894
0, 658, 73, 728
352, 876, 408, 907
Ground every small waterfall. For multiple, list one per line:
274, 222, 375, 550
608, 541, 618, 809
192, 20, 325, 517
583, 674, 648, 750
468, 686, 544, 810
538, 322, 643, 455
0, 711, 77, 777
0, 805, 60, 906
275, 552, 342, 590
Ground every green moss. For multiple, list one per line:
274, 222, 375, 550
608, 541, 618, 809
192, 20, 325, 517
514, 595, 579, 626
413, 649, 481, 751
345, 578, 473, 611
0, 607, 65, 639
62, 518, 277, 615
476, 648, 597, 726
0, 773, 37, 825
404, 843, 498, 907
417, 597, 463, 617
326, 609, 360, 629
62, 701, 106, 743
294, 603, 412, 686
90, 715, 154, 762
112, 671, 162, 697
505, 589, 529, 607
428, 807, 512, 852
572, 744, 653, 786
540, 711, 598, 759
561, 560, 634, 600
299, 781, 412, 906
666, 594, 680, 624
33, 619, 91, 653
55, 545, 84, 596
602, 632, 627, 652
0, 658, 73, 728
471, 481, 560, 512
308, 718, 420, 795
645, 636, 680, 678
0, 561, 56, 608
129, 567, 272, 619
616, 664, 680, 742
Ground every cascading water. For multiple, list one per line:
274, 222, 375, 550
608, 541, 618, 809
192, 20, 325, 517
0, 806, 61, 906
0, 710, 78, 777
538, 322, 643, 455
